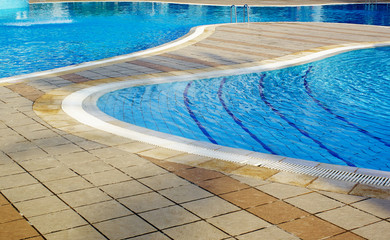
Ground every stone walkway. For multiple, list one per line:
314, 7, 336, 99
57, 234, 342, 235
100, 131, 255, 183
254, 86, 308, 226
1, 9, 390, 240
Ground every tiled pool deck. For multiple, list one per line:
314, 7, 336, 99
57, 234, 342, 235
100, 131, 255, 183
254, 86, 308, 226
1, 2, 390, 240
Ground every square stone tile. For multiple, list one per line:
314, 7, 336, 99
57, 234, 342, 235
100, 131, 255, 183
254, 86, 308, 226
0, 163, 25, 177
237, 226, 300, 240
129, 232, 169, 240
317, 206, 381, 230
150, 159, 192, 172
76, 200, 132, 223
84, 169, 131, 186
198, 159, 242, 173
45, 225, 106, 240
351, 198, 390, 218
0, 219, 40, 239
230, 174, 269, 187
220, 188, 277, 209
70, 161, 114, 175
119, 192, 175, 213
116, 141, 156, 153
318, 191, 366, 204
326, 232, 366, 240
14, 196, 68, 218
285, 192, 344, 214
94, 215, 155, 240
181, 196, 239, 219
248, 201, 309, 224
279, 216, 344, 240
308, 178, 357, 194
31, 166, 77, 182
123, 163, 168, 179
0, 173, 38, 190
175, 167, 225, 184
0, 204, 23, 223
43, 143, 83, 155
231, 165, 279, 180
2, 183, 52, 203
159, 184, 212, 203
19, 157, 61, 171
140, 205, 199, 229
55, 152, 98, 165
139, 173, 190, 191
256, 182, 312, 199
167, 153, 211, 166
138, 147, 183, 160
352, 221, 390, 240
102, 154, 149, 168
59, 188, 112, 207
29, 209, 87, 234
100, 180, 151, 199
44, 176, 93, 194
207, 210, 270, 236
197, 176, 249, 195
350, 184, 390, 200
163, 221, 229, 240
268, 172, 316, 187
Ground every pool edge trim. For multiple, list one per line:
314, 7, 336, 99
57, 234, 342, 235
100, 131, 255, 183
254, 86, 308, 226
61, 40, 390, 187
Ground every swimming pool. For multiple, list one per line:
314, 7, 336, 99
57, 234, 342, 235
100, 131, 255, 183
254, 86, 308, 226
97, 46, 390, 171
1, 2, 389, 78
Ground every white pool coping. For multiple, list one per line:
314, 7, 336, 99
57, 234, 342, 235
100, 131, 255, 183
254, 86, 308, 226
62, 34, 390, 186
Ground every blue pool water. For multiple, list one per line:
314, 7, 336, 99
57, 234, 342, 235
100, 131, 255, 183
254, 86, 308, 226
1, 2, 390, 78
98, 47, 390, 171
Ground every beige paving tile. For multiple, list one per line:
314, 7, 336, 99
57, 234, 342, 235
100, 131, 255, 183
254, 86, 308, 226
198, 159, 242, 173
318, 190, 366, 204
220, 187, 277, 209
230, 174, 269, 187
207, 210, 270, 236
279, 215, 344, 240
70, 160, 114, 175
163, 221, 229, 240
351, 198, 390, 218
0, 204, 23, 223
140, 205, 199, 229
230, 165, 279, 180
59, 188, 112, 207
129, 232, 170, 240
317, 206, 381, 230
100, 180, 151, 199
83, 169, 131, 186
29, 209, 87, 234
167, 153, 211, 166
122, 163, 168, 179
55, 151, 99, 165
0, 163, 25, 177
45, 225, 106, 240
0, 151, 13, 165
19, 157, 61, 171
268, 171, 317, 187
116, 141, 156, 153
159, 184, 212, 203
256, 182, 312, 199
8, 148, 49, 161
102, 153, 150, 168
119, 192, 174, 213
237, 226, 300, 240
138, 147, 183, 160
31, 166, 77, 182
94, 215, 156, 240
352, 221, 390, 240
350, 184, 390, 200
139, 173, 190, 190
181, 196, 239, 219
0, 173, 38, 190
308, 178, 357, 194
0, 219, 40, 240
75, 200, 132, 223
14, 196, 68, 218
44, 176, 93, 194
285, 192, 344, 214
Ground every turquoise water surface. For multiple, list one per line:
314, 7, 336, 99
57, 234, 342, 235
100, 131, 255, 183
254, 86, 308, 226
98, 47, 390, 171
1, 2, 389, 78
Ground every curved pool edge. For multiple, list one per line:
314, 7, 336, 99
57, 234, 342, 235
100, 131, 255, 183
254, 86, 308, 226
0, 23, 217, 85
60, 40, 390, 187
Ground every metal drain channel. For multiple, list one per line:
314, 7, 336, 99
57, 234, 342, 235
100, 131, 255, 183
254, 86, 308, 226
256, 160, 390, 187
